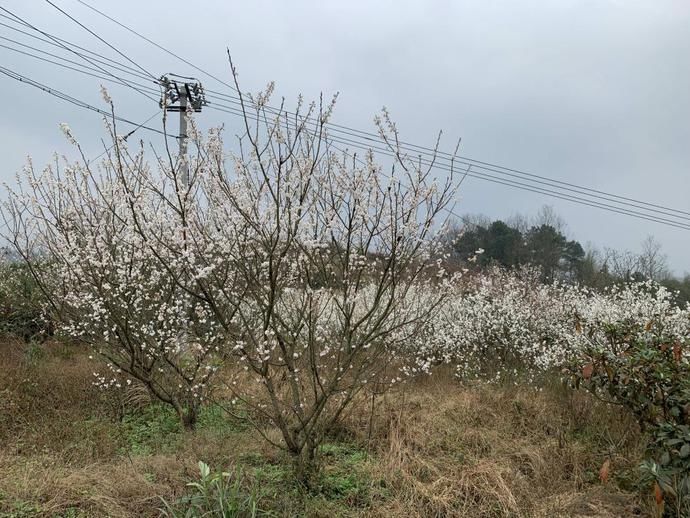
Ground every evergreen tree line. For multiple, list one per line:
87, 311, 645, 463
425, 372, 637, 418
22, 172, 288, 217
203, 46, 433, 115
447, 206, 690, 305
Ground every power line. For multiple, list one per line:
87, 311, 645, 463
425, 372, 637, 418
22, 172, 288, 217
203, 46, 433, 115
2, 33, 688, 230
0, 17, 153, 82
204, 102, 690, 231
203, 98, 690, 228
5, 28, 687, 228
32, 0, 690, 220
194, 88, 690, 219
0, 36, 160, 93
0, 6, 157, 102
4, 49, 688, 234
3, 27, 685, 231
0, 64, 174, 138
74, 0, 234, 91
72, 0, 690, 221
204, 93, 690, 222
6, 3, 690, 231
0, 37, 146, 85
43, 0, 156, 81
202, 88, 690, 221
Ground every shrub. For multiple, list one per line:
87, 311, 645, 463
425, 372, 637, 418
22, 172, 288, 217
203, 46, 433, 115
418, 270, 690, 385
567, 320, 690, 516
159, 461, 265, 518
0, 257, 50, 342
417, 266, 585, 382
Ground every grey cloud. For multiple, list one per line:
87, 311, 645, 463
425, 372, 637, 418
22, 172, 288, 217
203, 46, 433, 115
1, 0, 688, 272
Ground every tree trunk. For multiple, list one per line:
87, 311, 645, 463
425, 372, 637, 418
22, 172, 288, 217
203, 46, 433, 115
292, 443, 321, 489
177, 405, 198, 431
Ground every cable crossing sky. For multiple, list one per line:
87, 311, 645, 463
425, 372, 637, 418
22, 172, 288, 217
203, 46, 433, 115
0, 1, 688, 232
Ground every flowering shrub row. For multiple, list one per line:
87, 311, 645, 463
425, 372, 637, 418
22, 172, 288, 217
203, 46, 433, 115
416, 267, 690, 382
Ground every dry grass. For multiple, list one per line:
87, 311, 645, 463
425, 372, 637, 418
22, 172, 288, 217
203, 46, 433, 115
0, 340, 651, 517
351, 373, 645, 517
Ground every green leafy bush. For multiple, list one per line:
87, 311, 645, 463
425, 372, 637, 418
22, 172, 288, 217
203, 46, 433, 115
566, 320, 690, 515
159, 461, 267, 517
0, 259, 50, 342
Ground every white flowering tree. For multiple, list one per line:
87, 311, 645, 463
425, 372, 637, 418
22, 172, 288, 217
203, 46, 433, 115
1, 94, 237, 429
2, 66, 461, 471
567, 280, 690, 352
200, 62, 461, 483
414, 266, 578, 381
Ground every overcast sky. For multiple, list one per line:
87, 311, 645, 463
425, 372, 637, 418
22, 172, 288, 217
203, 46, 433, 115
1, 0, 689, 274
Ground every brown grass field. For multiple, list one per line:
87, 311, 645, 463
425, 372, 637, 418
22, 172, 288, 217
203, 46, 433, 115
0, 339, 655, 517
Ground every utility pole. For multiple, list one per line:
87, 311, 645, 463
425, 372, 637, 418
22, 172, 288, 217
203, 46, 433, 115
159, 75, 207, 352
159, 75, 207, 187
178, 92, 188, 185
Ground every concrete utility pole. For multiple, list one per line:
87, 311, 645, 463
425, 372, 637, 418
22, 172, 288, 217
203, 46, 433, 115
159, 75, 207, 187
158, 76, 207, 350
178, 92, 189, 185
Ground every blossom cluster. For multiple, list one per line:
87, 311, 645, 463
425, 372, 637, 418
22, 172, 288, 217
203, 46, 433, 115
412, 266, 690, 382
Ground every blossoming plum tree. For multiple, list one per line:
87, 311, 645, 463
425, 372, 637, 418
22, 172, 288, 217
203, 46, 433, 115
2, 66, 462, 473
417, 266, 690, 383
2, 93, 235, 429
200, 60, 461, 482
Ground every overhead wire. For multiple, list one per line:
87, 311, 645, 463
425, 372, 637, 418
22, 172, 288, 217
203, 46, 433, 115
0, 37, 150, 87
70, 0, 690, 221
204, 102, 690, 231
0, 17, 154, 82
0, 6, 158, 102
205, 94, 690, 222
0, 35, 160, 93
46, 2, 690, 222
3, 30, 687, 229
3, 3, 689, 231
43, 0, 156, 81
1, 31, 687, 230
0, 64, 174, 138
197, 86, 690, 219
201, 96, 690, 228
74, 0, 235, 92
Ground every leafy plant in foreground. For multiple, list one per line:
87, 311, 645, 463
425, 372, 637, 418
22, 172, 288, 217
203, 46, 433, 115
159, 461, 266, 518
567, 320, 690, 516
